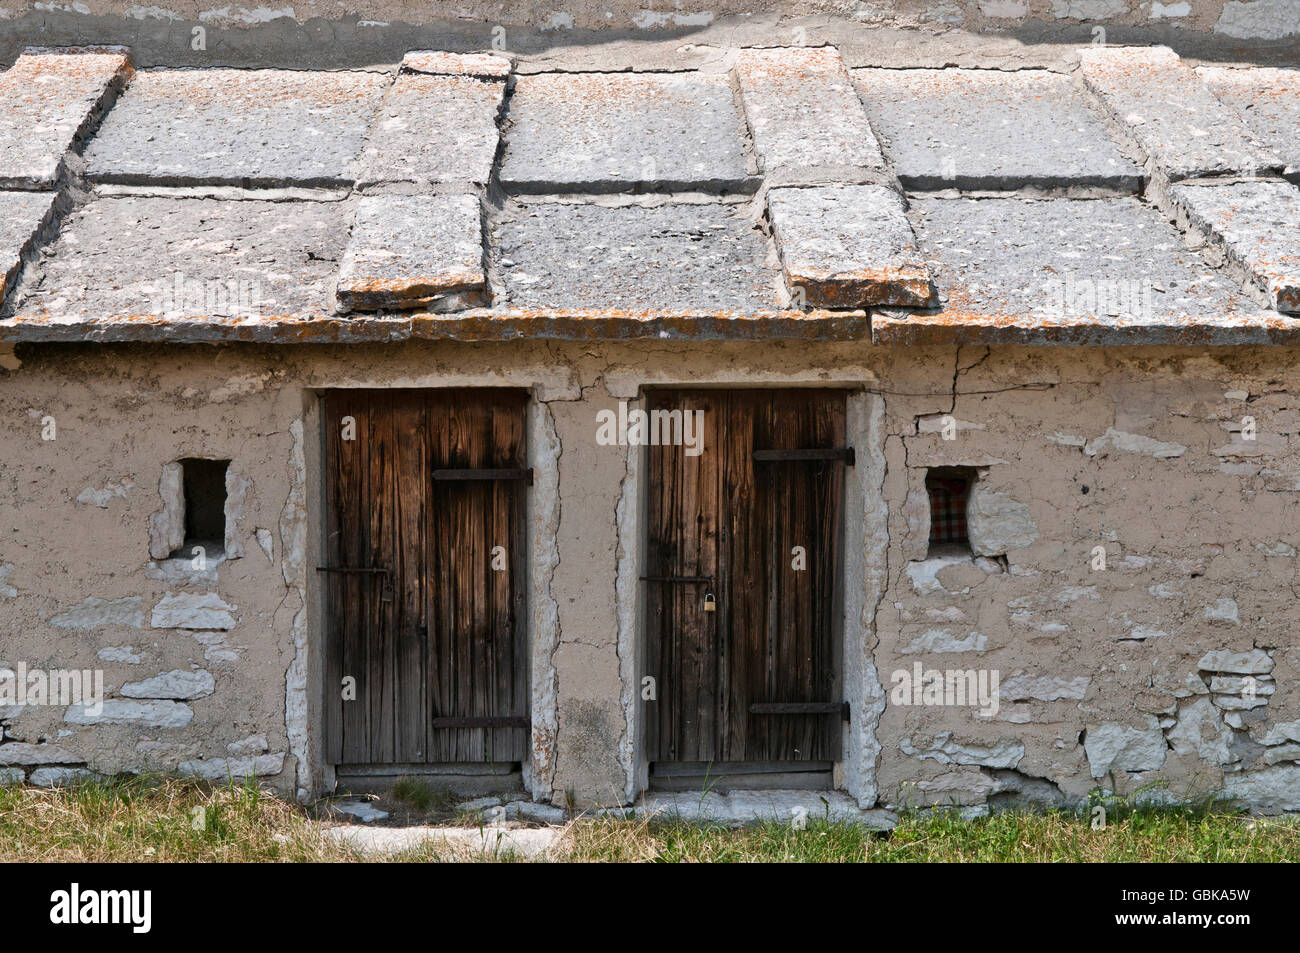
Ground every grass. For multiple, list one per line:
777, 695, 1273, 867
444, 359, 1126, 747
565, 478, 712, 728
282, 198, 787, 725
0, 775, 1297, 862
570, 810, 1300, 863
389, 776, 442, 812
0, 775, 341, 862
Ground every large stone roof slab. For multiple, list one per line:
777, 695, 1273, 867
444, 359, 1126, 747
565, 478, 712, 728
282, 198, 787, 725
853, 67, 1141, 191
886, 194, 1286, 344
0, 190, 58, 307
1198, 66, 1300, 181
735, 47, 886, 185
337, 193, 487, 312
13, 194, 349, 322
872, 306, 1300, 346
768, 184, 933, 307
0, 47, 133, 190
356, 73, 504, 188
84, 69, 389, 187
1079, 46, 1281, 181
0, 45, 1294, 351
497, 73, 755, 193
1170, 180, 1300, 314
400, 51, 512, 80
496, 201, 775, 310
0, 308, 866, 344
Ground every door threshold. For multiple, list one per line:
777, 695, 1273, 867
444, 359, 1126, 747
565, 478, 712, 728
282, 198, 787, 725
637, 789, 894, 829
650, 761, 833, 792
335, 763, 524, 798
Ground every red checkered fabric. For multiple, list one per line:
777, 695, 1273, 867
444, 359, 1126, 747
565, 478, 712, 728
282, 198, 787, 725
927, 476, 971, 546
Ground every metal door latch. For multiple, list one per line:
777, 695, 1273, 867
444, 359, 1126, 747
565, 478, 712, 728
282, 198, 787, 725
316, 565, 394, 602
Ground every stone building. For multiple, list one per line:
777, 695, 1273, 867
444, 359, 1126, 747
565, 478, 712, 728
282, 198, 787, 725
1, 33, 1299, 817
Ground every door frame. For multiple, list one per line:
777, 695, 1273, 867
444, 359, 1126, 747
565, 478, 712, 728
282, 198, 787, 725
319, 387, 531, 769
618, 381, 888, 807
303, 385, 562, 803
640, 388, 849, 770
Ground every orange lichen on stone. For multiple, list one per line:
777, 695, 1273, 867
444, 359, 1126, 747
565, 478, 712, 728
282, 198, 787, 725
790, 265, 935, 308
0, 308, 869, 344
401, 50, 512, 79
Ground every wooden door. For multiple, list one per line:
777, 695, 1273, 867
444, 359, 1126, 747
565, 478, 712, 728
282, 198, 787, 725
322, 389, 529, 766
645, 389, 848, 764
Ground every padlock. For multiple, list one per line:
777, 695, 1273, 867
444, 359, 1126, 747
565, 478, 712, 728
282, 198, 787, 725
703, 592, 717, 612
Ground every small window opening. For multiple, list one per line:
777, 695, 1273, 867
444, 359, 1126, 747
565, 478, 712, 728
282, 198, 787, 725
926, 467, 976, 556
177, 458, 229, 558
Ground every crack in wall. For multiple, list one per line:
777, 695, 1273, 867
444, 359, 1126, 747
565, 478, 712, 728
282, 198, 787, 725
280, 415, 310, 800
613, 414, 639, 803
526, 397, 563, 803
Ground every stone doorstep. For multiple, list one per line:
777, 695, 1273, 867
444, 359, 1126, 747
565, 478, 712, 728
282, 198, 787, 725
633, 790, 898, 830
321, 823, 566, 858
320, 791, 896, 857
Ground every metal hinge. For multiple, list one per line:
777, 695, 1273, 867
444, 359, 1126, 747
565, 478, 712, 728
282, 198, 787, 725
749, 701, 850, 720
753, 448, 855, 465
432, 467, 533, 485
315, 565, 394, 602
429, 716, 530, 729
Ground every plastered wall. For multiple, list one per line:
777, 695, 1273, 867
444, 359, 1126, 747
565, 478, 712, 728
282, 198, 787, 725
2, 0, 1291, 37
1, 0, 1295, 70
2, 340, 1299, 811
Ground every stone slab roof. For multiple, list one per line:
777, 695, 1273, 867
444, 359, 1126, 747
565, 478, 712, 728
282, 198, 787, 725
0, 44, 1298, 347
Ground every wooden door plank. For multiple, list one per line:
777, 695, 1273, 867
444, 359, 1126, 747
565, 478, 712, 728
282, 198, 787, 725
643, 398, 666, 761
322, 393, 344, 762
393, 390, 427, 762
815, 395, 846, 757
453, 394, 484, 762
342, 392, 372, 764
721, 389, 757, 760
692, 391, 720, 761
365, 390, 396, 763
424, 389, 530, 764
426, 389, 452, 762
492, 396, 527, 761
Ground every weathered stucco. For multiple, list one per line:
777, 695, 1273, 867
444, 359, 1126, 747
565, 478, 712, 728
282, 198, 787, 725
2, 339, 1299, 812
1, 0, 1296, 74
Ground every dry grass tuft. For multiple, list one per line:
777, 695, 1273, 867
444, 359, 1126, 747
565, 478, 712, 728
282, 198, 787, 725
3, 776, 1298, 863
